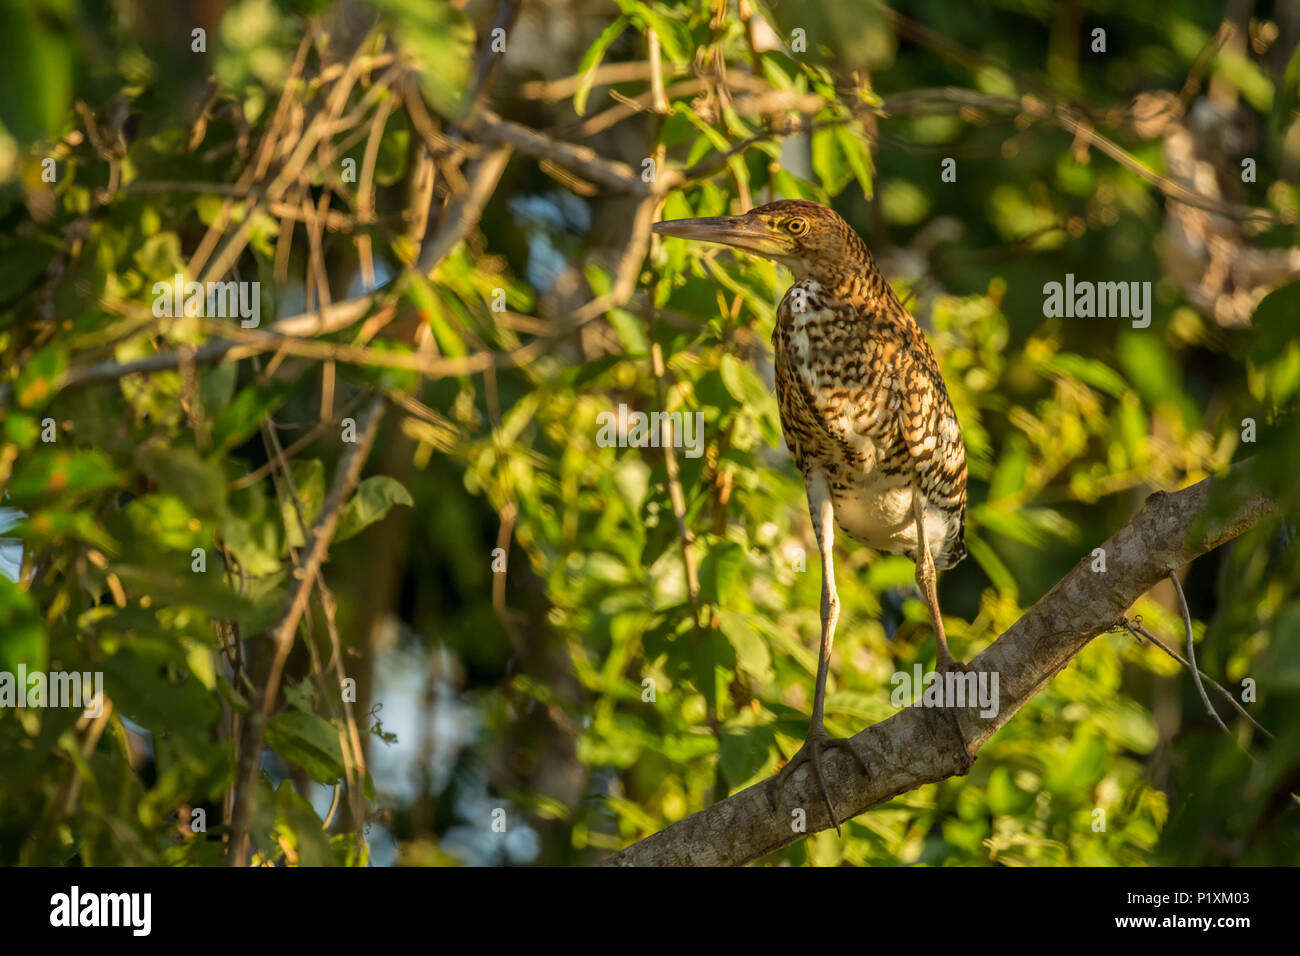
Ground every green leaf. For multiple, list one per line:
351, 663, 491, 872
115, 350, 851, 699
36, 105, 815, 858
3, 412, 38, 449
266, 710, 346, 785
1116, 331, 1198, 429
675, 104, 749, 190
212, 386, 286, 452
691, 629, 735, 720
374, 0, 475, 119
987, 434, 1028, 502
0, 2, 74, 142
406, 276, 467, 359
280, 459, 325, 551
812, 126, 851, 196
120, 493, 208, 552
965, 531, 1017, 597
5, 448, 120, 504
217, 674, 250, 715
698, 539, 744, 606
0, 574, 46, 674
606, 307, 649, 355
1275, 43, 1300, 137
881, 179, 929, 226
986, 765, 1035, 816
1045, 352, 1130, 399
222, 484, 283, 576
102, 644, 221, 744
199, 357, 239, 417
274, 779, 335, 866
14, 346, 66, 410
630, 3, 685, 63
1047, 729, 1108, 791
719, 724, 774, 788
835, 123, 874, 199
135, 444, 227, 516
573, 16, 628, 116
1249, 280, 1300, 406
718, 610, 773, 682
374, 114, 411, 186
335, 476, 413, 542
976, 508, 1052, 548
719, 354, 781, 443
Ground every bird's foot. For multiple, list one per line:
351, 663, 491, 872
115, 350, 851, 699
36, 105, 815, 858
930, 655, 976, 775
767, 731, 870, 835
935, 653, 970, 676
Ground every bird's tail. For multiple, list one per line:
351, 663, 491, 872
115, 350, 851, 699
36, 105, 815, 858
935, 510, 967, 570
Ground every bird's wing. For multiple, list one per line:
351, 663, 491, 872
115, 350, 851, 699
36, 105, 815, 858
897, 338, 967, 512
778, 313, 899, 467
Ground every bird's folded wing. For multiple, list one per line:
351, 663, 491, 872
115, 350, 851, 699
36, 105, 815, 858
782, 319, 904, 463
897, 348, 967, 509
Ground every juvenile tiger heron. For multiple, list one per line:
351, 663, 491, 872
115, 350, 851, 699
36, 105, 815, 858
653, 199, 968, 832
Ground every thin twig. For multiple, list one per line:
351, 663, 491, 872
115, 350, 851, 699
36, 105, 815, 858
231, 391, 368, 491
1120, 619, 1269, 737
475, 111, 659, 195
647, 30, 668, 115
256, 395, 369, 843
520, 60, 691, 101
1169, 570, 1228, 733
227, 395, 387, 865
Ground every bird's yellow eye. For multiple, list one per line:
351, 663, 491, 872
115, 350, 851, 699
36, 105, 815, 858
786, 218, 809, 236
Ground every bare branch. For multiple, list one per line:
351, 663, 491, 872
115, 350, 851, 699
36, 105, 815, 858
520, 60, 691, 101
227, 395, 387, 866
476, 110, 665, 194
1169, 569, 1229, 733
1121, 619, 1270, 737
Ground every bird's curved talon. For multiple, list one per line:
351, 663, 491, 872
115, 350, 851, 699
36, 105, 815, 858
928, 659, 975, 773
768, 733, 870, 835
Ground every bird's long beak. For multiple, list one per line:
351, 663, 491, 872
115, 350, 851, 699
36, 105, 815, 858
652, 214, 794, 258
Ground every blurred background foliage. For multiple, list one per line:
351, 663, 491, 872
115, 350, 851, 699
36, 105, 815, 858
0, 0, 1298, 866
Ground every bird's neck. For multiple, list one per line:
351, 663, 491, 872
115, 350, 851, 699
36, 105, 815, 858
793, 256, 901, 316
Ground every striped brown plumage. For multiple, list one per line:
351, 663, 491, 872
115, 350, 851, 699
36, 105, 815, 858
769, 199, 967, 571
653, 198, 968, 833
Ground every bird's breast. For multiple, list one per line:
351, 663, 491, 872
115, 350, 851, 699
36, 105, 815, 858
774, 284, 897, 479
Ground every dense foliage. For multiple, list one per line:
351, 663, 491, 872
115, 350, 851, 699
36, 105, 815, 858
1, 0, 1298, 866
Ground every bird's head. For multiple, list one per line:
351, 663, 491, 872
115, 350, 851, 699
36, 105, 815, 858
652, 199, 870, 284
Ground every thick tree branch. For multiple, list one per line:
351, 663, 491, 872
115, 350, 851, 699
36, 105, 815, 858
601, 462, 1279, 866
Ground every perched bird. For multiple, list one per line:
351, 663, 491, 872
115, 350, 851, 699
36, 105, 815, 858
653, 199, 968, 831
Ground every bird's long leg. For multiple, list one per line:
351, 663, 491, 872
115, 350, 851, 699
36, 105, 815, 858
913, 493, 973, 773
912, 492, 961, 673
768, 476, 869, 835
808, 484, 838, 735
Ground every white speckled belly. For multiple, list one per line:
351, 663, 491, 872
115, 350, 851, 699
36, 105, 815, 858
831, 478, 952, 557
